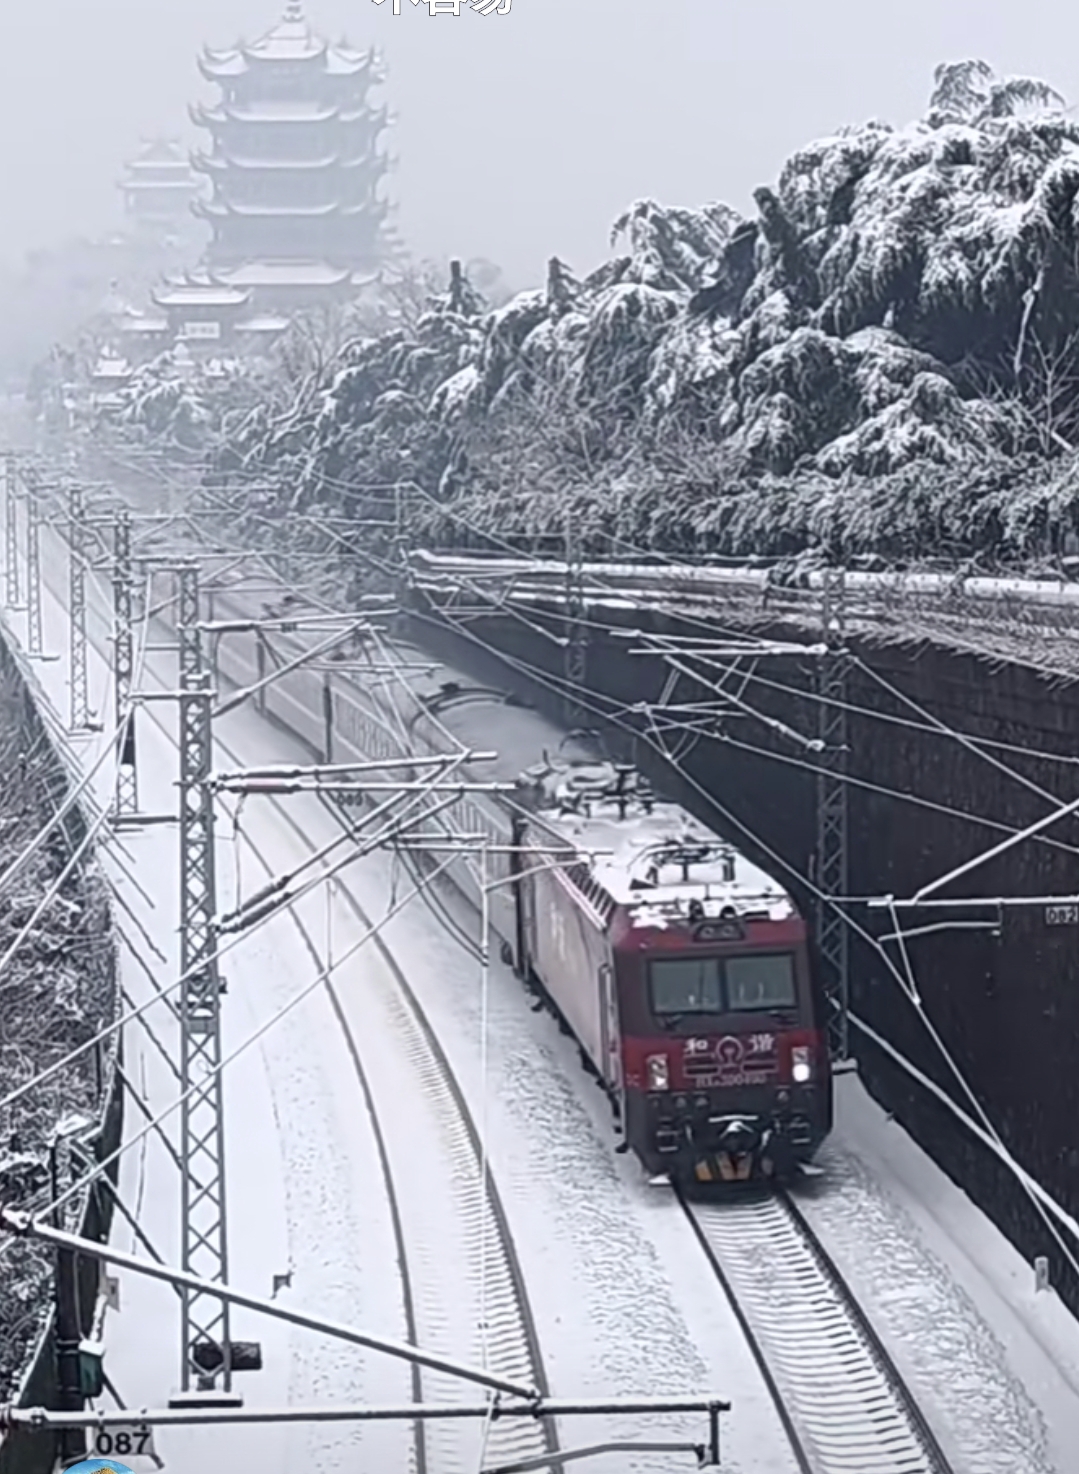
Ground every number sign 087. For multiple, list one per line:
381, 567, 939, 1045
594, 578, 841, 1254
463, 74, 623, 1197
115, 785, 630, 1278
1045, 903, 1079, 926
92, 1421, 156, 1459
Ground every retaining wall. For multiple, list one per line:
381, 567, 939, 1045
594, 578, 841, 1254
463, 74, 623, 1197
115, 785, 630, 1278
413, 596, 1079, 1316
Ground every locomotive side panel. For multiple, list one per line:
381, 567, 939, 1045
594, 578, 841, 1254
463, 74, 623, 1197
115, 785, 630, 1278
523, 852, 611, 1078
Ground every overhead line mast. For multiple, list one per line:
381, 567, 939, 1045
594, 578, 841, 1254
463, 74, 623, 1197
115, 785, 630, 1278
67, 482, 90, 731
176, 561, 233, 1392
816, 567, 850, 1060
112, 508, 138, 814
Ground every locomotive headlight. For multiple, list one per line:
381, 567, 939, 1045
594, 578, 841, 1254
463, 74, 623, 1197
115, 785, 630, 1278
791, 1046, 813, 1084
646, 1053, 670, 1092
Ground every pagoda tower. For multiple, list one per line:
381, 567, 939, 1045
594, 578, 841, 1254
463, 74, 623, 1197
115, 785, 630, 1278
120, 139, 204, 240
190, 0, 390, 309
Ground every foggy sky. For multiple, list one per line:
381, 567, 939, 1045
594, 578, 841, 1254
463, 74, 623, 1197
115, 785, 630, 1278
3, 0, 1079, 288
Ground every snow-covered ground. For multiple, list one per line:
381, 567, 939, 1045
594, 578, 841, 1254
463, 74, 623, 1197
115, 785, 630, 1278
799, 1077, 1079, 1472
5, 522, 803, 1474
6, 505, 1079, 1473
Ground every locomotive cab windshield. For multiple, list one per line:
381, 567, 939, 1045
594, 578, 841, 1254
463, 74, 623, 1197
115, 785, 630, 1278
649, 952, 799, 1024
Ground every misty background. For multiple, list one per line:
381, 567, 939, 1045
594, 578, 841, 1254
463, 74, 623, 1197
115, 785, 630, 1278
2, 0, 1078, 371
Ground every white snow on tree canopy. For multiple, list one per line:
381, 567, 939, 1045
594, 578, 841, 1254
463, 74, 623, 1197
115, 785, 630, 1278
86, 60, 1079, 564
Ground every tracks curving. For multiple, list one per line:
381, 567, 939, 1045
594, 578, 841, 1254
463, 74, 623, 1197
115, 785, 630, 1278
40, 532, 557, 1474
681, 1188, 954, 1474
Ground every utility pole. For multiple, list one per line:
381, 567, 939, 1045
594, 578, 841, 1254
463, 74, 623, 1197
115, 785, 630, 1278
50, 1140, 88, 1466
816, 566, 850, 1060
68, 481, 90, 731
113, 509, 138, 814
563, 513, 587, 726
24, 473, 43, 658
175, 562, 232, 1394
4, 454, 22, 610
392, 481, 410, 620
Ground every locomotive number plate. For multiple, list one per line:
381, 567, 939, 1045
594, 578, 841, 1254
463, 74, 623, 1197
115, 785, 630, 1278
1045, 904, 1079, 926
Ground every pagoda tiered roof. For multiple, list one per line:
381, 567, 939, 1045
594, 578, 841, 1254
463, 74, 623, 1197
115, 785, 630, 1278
198, 1, 375, 79
120, 138, 203, 215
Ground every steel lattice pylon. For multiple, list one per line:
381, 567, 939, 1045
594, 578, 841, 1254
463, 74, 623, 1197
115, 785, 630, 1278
24, 475, 42, 657
67, 483, 90, 730
176, 563, 232, 1391
563, 516, 587, 726
816, 568, 850, 1060
5, 455, 22, 610
112, 509, 138, 813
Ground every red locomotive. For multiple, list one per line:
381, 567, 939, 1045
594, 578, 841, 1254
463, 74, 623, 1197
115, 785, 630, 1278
510, 759, 832, 1183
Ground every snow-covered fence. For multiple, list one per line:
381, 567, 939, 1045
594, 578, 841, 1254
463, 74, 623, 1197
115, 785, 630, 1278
0, 627, 122, 1474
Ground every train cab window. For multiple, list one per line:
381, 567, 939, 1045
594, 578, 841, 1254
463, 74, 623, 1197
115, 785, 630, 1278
725, 954, 797, 1011
650, 957, 723, 1016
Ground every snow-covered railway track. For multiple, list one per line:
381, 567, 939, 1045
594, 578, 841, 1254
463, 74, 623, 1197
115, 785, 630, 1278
43, 548, 557, 1474
229, 774, 556, 1474
681, 1189, 953, 1474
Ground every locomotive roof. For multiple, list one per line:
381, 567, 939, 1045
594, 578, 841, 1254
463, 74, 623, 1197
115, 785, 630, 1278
395, 647, 796, 927
520, 766, 796, 924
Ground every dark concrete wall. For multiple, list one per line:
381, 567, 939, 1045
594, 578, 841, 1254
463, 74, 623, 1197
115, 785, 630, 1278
412, 599, 1079, 1315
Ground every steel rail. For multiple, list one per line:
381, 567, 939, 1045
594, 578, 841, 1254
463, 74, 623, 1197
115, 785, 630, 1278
680, 1186, 955, 1474
62, 539, 562, 1474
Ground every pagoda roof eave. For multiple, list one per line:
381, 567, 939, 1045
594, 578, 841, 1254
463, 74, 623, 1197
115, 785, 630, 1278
125, 159, 198, 175
213, 259, 353, 288
192, 151, 344, 173
192, 101, 345, 127
121, 179, 202, 192
195, 199, 343, 219
152, 284, 252, 308
199, 48, 248, 80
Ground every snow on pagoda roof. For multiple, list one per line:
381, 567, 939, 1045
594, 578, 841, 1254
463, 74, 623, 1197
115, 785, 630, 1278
119, 316, 170, 334
198, 198, 340, 218
214, 259, 352, 287
326, 45, 372, 76
126, 159, 197, 176
193, 150, 341, 172
199, 4, 371, 76
153, 282, 252, 308
92, 355, 133, 380
123, 178, 201, 191
126, 138, 190, 167
194, 100, 341, 126
235, 314, 292, 333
